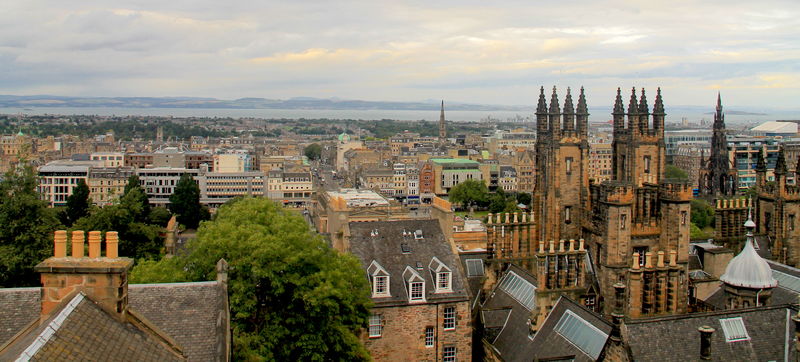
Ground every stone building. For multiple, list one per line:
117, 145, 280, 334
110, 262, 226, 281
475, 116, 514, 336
587, 87, 691, 318
756, 147, 800, 266
349, 219, 472, 361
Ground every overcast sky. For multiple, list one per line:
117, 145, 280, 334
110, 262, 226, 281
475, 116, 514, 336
1, 0, 799, 108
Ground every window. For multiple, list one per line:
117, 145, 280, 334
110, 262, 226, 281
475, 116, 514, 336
374, 275, 389, 296
554, 310, 609, 360
720, 317, 750, 342
465, 259, 484, 277
369, 315, 382, 338
443, 346, 456, 362
566, 157, 573, 175
681, 211, 687, 225
633, 247, 648, 267
443, 306, 456, 330
437, 271, 451, 291
425, 327, 435, 347
565, 206, 572, 224
498, 270, 536, 310
410, 282, 424, 301
620, 214, 627, 230
644, 156, 651, 174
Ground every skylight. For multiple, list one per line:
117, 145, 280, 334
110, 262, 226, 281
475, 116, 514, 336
466, 259, 484, 277
554, 309, 609, 360
497, 271, 536, 310
720, 317, 750, 342
772, 270, 800, 293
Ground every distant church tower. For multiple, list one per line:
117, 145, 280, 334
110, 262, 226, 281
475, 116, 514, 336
699, 93, 737, 196
533, 86, 590, 243
439, 100, 447, 142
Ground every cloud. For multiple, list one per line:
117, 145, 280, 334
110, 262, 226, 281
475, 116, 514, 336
0, 0, 798, 107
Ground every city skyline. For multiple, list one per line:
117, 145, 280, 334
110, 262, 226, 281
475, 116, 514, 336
1, 1, 799, 108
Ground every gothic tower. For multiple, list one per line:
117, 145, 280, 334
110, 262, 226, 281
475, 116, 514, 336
439, 100, 447, 142
533, 86, 590, 244
590, 87, 690, 318
699, 93, 737, 196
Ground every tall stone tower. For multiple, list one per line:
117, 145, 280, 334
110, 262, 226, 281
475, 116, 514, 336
589, 87, 691, 318
439, 100, 447, 142
533, 86, 590, 244
699, 93, 737, 196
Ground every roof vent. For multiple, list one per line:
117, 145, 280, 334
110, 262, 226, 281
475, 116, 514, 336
416, 262, 423, 270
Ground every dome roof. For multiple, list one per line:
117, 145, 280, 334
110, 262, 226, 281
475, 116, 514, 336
338, 132, 350, 142
720, 238, 777, 289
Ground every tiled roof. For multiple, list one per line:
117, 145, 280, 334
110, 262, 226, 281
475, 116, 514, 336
348, 219, 470, 307
0, 293, 184, 361
0, 281, 228, 362
623, 305, 797, 362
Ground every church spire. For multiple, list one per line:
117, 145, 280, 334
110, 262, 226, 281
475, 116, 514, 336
613, 87, 624, 115
439, 100, 446, 141
536, 86, 548, 114
577, 86, 588, 115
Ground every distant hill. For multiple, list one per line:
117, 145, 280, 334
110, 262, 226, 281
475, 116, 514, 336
0, 95, 530, 111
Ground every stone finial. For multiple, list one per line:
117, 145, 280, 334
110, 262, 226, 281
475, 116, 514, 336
72, 231, 85, 258
657, 251, 665, 268
632, 252, 640, 270
106, 231, 119, 258
669, 250, 677, 266
645, 252, 654, 268
88, 231, 102, 258
54, 230, 67, 258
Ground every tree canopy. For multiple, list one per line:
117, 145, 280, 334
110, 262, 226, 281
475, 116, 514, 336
131, 197, 372, 361
0, 164, 61, 287
691, 199, 715, 229
62, 179, 90, 226
665, 164, 689, 181
448, 179, 489, 208
304, 143, 322, 161
168, 173, 208, 229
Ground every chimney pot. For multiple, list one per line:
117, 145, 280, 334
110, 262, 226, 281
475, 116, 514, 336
559, 239, 565, 252
569, 239, 576, 252
54, 230, 67, 258
657, 251, 665, 268
71, 230, 85, 258
698, 326, 715, 360
645, 252, 653, 268
88, 231, 102, 258
487, 213, 493, 224
106, 231, 119, 258
538, 240, 545, 254
579, 238, 585, 251
632, 252, 640, 270
669, 250, 677, 266
549, 240, 555, 253
513, 212, 518, 223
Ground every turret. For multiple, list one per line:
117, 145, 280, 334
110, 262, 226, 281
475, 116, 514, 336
562, 87, 575, 133
548, 86, 561, 139
613, 87, 625, 134
775, 146, 787, 194
576, 86, 589, 138
638, 88, 650, 134
756, 149, 767, 189
536, 86, 548, 134
652, 87, 665, 132
627, 87, 639, 134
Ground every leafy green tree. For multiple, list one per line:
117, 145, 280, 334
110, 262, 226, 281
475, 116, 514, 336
691, 199, 715, 229
516, 192, 532, 207
489, 190, 519, 214
0, 164, 61, 287
304, 143, 323, 161
124, 175, 150, 223
63, 179, 91, 226
147, 206, 173, 226
169, 173, 208, 229
448, 179, 489, 208
131, 197, 372, 361
665, 165, 689, 181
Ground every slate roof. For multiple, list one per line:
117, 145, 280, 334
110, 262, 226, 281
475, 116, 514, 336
623, 305, 798, 362
348, 219, 469, 307
479, 264, 538, 362
704, 259, 800, 309
459, 251, 489, 307
0, 281, 228, 362
530, 296, 613, 362
0, 293, 184, 361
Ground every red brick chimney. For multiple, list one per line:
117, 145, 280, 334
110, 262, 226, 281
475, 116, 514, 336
35, 230, 133, 317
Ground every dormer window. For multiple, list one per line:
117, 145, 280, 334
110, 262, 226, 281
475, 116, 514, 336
429, 257, 453, 293
368, 261, 391, 298
403, 266, 426, 303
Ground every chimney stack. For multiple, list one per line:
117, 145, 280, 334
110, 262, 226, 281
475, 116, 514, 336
35, 230, 133, 317
698, 326, 714, 360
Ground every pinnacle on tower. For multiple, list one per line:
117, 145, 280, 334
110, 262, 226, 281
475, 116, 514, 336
577, 86, 588, 115
613, 87, 625, 114
563, 87, 575, 114
537, 86, 548, 114
714, 92, 726, 129
716, 92, 723, 113
775, 146, 787, 175
548, 86, 561, 114
627, 87, 638, 114
439, 100, 446, 140
638, 88, 649, 115
653, 87, 665, 114
756, 149, 767, 172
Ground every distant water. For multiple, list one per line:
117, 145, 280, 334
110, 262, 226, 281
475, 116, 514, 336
1, 106, 798, 125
